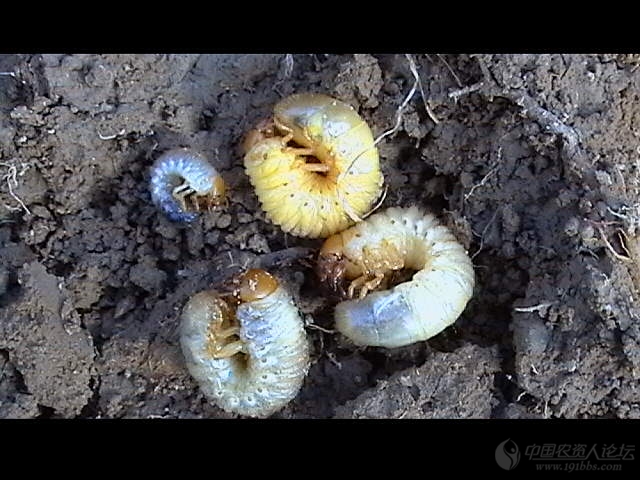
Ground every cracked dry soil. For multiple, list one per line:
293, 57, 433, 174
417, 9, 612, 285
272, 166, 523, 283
1, 53, 640, 418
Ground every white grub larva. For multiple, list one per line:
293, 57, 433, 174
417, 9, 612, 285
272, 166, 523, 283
180, 269, 309, 417
242, 93, 383, 238
317, 206, 475, 348
149, 148, 226, 222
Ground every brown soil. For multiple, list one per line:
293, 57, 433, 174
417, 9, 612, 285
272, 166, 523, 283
1, 53, 640, 418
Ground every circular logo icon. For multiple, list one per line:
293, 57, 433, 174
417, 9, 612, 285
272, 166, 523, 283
495, 438, 520, 470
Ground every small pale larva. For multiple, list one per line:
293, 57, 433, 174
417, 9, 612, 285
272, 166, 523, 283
243, 93, 384, 238
149, 148, 226, 222
180, 269, 310, 417
317, 206, 475, 348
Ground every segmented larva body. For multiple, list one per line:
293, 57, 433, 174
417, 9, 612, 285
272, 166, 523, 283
243, 93, 383, 238
180, 269, 309, 417
149, 148, 226, 222
318, 206, 475, 348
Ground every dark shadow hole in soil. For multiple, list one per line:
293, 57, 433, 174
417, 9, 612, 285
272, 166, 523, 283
7, 220, 23, 243
0, 55, 35, 112
50, 259, 74, 279
0, 352, 29, 395
198, 108, 215, 131
0, 268, 22, 309
36, 404, 56, 418
79, 377, 101, 418
0, 350, 31, 395
361, 343, 430, 384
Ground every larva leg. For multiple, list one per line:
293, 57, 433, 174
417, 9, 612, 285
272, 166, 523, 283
300, 162, 331, 173
274, 118, 295, 146
347, 271, 386, 300
347, 275, 366, 299
285, 146, 315, 156
359, 272, 386, 300
291, 157, 331, 173
211, 340, 245, 359
347, 242, 406, 299
216, 326, 240, 339
172, 181, 197, 212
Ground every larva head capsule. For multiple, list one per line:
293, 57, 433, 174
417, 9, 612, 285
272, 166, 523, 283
316, 230, 358, 295
236, 269, 279, 302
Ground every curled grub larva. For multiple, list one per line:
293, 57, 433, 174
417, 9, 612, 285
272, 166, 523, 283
149, 148, 226, 222
180, 269, 310, 417
243, 93, 384, 238
317, 206, 475, 348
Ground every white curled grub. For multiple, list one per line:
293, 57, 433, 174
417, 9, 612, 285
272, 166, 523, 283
180, 269, 309, 417
317, 206, 475, 348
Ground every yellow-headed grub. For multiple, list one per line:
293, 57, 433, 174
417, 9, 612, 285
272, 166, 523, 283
243, 93, 384, 238
317, 206, 475, 348
180, 269, 309, 418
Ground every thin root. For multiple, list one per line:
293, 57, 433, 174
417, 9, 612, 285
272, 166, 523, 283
464, 164, 498, 202
617, 229, 633, 259
340, 53, 425, 184
513, 302, 555, 313
595, 225, 632, 263
98, 128, 126, 140
304, 318, 336, 335
0, 162, 31, 216
361, 183, 389, 220
405, 54, 439, 125
471, 209, 499, 260
372, 60, 419, 148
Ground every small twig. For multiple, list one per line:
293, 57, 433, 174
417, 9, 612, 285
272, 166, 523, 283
448, 81, 484, 102
513, 302, 555, 313
0, 71, 16, 77
98, 128, 125, 140
476, 56, 583, 165
405, 54, 439, 125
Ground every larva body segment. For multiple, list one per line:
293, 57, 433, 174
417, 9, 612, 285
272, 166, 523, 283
319, 206, 475, 348
180, 271, 309, 418
243, 93, 383, 238
149, 148, 226, 222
